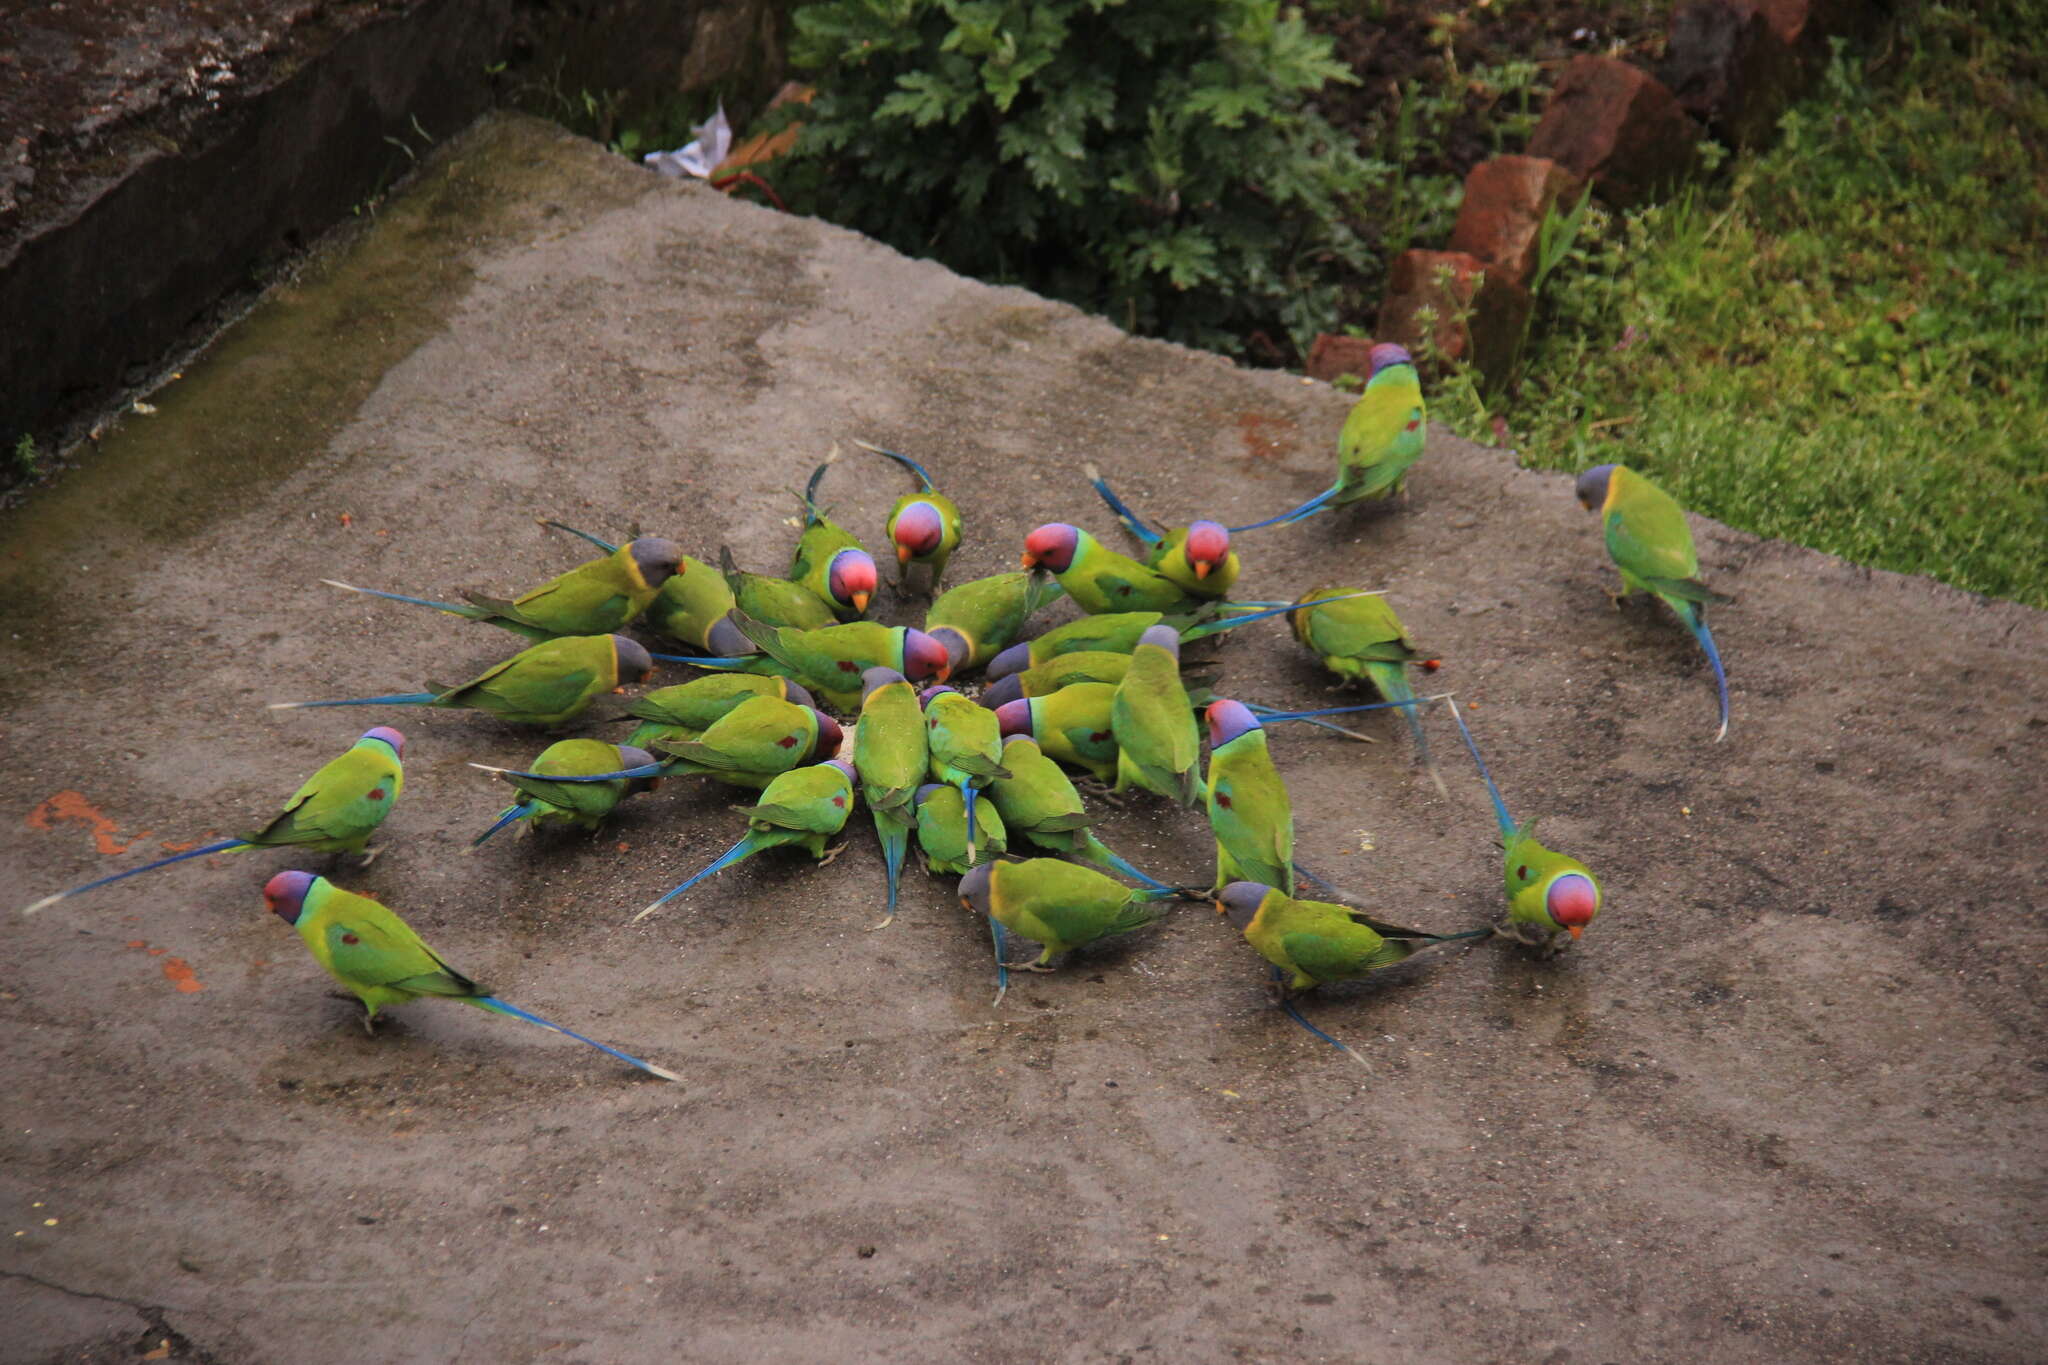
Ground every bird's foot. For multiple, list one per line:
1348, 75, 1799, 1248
353, 845, 383, 868
360, 1010, 379, 1037
1077, 778, 1128, 807
1005, 960, 1057, 974
816, 841, 849, 868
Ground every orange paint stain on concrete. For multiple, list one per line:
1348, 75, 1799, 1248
1231, 410, 1299, 462
161, 958, 206, 993
124, 941, 207, 993
158, 838, 208, 853
26, 791, 141, 855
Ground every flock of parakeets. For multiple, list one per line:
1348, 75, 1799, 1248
22, 342, 1737, 1077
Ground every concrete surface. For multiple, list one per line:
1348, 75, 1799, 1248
2, 114, 2042, 1364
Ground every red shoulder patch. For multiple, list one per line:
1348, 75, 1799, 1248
777, 735, 799, 748
341, 933, 360, 945
366, 788, 387, 801
838, 660, 859, 672
1216, 793, 1232, 808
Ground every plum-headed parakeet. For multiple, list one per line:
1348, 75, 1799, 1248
1576, 462, 1734, 740
23, 727, 406, 914
271, 634, 653, 727
265, 871, 677, 1079
323, 537, 683, 640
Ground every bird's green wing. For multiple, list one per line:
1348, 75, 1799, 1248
246, 748, 400, 848
313, 897, 476, 997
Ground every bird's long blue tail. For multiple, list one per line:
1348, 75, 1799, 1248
269, 693, 439, 710
854, 438, 938, 494
539, 520, 620, 553
1269, 967, 1368, 1066
801, 454, 836, 524
1180, 590, 1383, 640
1442, 697, 1516, 840
989, 916, 1011, 1006
1079, 833, 1177, 894
470, 760, 668, 784
963, 784, 981, 863
1081, 463, 1163, 545
872, 814, 909, 928
320, 579, 475, 617
631, 835, 759, 922
471, 997, 680, 1081
22, 837, 250, 913
469, 802, 539, 850
1682, 606, 1731, 742
648, 652, 752, 669
1247, 695, 1431, 724
1230, 485, 1339, 533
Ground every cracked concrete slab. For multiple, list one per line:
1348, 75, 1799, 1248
1, 114, 2043, 1364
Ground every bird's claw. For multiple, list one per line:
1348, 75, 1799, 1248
354, 845, 383, 868
816, 841, 849, 868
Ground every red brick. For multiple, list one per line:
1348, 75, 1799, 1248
1304, 334, 1378, 385
1448, 155, 1585, 288
1375, 249, 1531, 386
1528, 56, 1701, 207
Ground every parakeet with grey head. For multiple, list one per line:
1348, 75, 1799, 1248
264, 870, 678, 1078
23, 727, 407, 914
1576, 462, 1734, 740
323, 536, 683, 640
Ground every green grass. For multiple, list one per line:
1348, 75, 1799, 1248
1439, 7, 2048, 607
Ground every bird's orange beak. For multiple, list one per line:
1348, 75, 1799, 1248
1212, 898, 1226, 915
1567, 925, 1584, 940
935, 660, 954, 683
1020, 551, 1039, 570
896, 543, 914, 566
852, 591, 872, 613
1193, 560, 1212, 580
612, 686, 627, 694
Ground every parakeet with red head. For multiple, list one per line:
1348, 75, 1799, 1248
1021, 522, 1206, 617
858, 440, 962, 594
1082, 463, 1240, 598
790, 450, 881, 621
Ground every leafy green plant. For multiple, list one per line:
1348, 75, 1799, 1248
13, 434, 41, 478
777, 0, 1389, 358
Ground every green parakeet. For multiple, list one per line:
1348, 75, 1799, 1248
913, 783, 1008, 874
856, 666, 930, 926
1442, 697, 1604, 954
921, 685, 1009, 859
271, 635, 654, 727
470, 695, 841, 792
1290, 585, 1441, 787
923, 571, 1063, 676
1215, 881, 1487, 994
1110, 626, 1205, 806
789, 451, 880, 620
858, 439, 962, 593
959, 858, 1176, 968
630, 758, 860, 921
470, 739, 660, 848
718, 545, 843, 633
993, 681, 1121, 784
622, 675, 816, 750
1576, 463, 1734, 740
663, 614, 951, 713
1204, 700, 1293, 894
1084, 464, 1241, 598
323, 537, 683, 640
1231, 343, 1426, 529
22, 727, 407, 914
1021, 522, 1207, 617
986, 736, 1180, 891
264, 870, 678, 1079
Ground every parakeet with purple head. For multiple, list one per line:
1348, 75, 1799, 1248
265, 870, 678, 1079
23, 727, 406, 914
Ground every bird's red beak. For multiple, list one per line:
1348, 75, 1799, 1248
1567, 925, 1584, 940
896, 543, 914, 566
